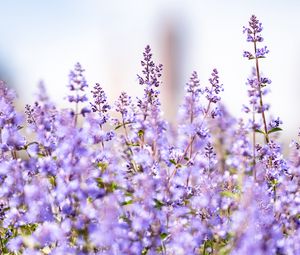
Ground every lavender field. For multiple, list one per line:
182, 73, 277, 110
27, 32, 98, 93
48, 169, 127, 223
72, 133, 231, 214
0, 15, 299, 254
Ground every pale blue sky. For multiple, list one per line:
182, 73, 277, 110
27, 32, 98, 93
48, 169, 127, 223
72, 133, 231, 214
1, 0, 300, 142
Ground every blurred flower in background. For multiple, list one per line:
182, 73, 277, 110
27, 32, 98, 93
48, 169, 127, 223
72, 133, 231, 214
1, 0, 300, 145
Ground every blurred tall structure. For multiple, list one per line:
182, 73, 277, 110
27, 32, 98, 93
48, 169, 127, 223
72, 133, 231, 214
159, 15, 187, 121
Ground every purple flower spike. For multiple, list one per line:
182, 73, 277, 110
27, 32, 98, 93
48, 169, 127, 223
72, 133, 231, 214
243, 15, 271, 144
67, 62, 89, 104
90, 83, 110, 114
66, 63, 91, 124
205, 68, 223, 104
243, 15, 264, 42
138, 45, 163, 88
0, 18, 299, 255
256, 46, 269, 58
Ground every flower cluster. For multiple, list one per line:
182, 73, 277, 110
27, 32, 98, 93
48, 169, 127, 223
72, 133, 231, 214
0, 15, 299, 255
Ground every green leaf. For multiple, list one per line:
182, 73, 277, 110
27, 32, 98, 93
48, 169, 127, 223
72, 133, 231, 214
269, 178, 278, 187
19, 223, 38, 236
156, 246, 164, 253
126, 143, 140, 147
138, 129, 144, 138
220, 191, 239, 200
109, 182, 118, 192
114, 124, 123, 130
48, 175, 56, 187
169, 159, 176, 165
267, 127, 282, 134
96, 177, 104, 189
160, 232, 168, 240
154, 199, 164, 210
255, 129, 265, 134
97, 162, 108, 172
95, 178, 118, 193
176, 164, 182, 169
114, 121, 132, 130
119, 214, 131, 224
142, 247, 149, 255
124, 191, 134, 196
218, 245, 232, 255
121, 200, 133, 206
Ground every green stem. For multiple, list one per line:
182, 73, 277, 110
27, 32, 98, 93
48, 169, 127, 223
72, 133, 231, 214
203, 241, 207, 255
254, 39, 269, 144
0, 234, 5, 253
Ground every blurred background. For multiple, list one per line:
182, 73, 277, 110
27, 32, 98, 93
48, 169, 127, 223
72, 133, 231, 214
1, 0, 300, 146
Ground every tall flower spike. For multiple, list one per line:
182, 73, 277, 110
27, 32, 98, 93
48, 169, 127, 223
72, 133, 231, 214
67, 63, 90, 125
179, 71, 202, 159
115, 92, 136, 126
136, 45, 166, 160
136, 45, 163, 119
67, 63, 88, 102
243, 15, 270, 144
87, 83, 112, 148
90, 83, 110, 115
138, 45, 163, 88
205, 68, 223, 104
243, 15, 264, 42
185, 71, 202, 121
137, 45, 163, 111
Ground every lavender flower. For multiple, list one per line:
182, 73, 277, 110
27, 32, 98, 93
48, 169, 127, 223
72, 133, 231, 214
243, 15, 272, 171
0, 16, 299, 255
137, 45, 163, 88
67, 63, 90, 125
243, 15, 264, 42
90, 83, 110, 114
205, 68, 223, 104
